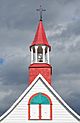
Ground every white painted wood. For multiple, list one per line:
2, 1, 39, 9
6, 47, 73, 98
0, 74, 80, 123
35, 46, 38, 63
47, 47, 49, 64
30, 105, 39, 119
31, 47, 33, 64
42, 46, 46, 63
41, 105, 50, 119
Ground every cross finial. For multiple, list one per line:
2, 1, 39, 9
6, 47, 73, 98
36, 5, 46, 21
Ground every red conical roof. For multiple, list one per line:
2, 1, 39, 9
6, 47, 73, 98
30, 20, 51, 50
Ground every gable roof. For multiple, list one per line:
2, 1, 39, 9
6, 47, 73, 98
0, 74, 80, 121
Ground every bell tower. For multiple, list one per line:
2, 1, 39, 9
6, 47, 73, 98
29, 6, 52, 84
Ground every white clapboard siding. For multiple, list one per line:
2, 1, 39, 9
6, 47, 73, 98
0, 74, 80, 123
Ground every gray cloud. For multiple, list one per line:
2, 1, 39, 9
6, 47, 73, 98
0, 0, 80, 116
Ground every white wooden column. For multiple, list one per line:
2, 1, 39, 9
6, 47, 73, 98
42, 46, 46, 63
31, 47, 33, 64
35, 46, 38, 63
47, 47, 50, 64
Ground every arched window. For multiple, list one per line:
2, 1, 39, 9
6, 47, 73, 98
28, 93, 52, 120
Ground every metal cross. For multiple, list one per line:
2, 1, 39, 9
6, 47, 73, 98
36, 5, 46, 21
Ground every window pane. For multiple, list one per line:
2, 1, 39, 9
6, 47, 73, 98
30, 105, 39, 119
30, 93, 50, 104
41, 105, 50, 119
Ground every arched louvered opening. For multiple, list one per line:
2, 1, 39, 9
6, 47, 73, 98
37, 46, 43, 62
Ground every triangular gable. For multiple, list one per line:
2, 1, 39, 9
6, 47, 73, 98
0, 74, 80, 121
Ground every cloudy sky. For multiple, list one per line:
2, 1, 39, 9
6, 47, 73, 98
0, 0, 80, 116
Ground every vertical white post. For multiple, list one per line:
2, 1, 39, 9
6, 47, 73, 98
31, 47, 33, 64
47, 47, 49, 64
35, 46, 38, 63
42, 46, 46, 63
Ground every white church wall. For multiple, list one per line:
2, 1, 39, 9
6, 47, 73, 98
1, 79, 79, 123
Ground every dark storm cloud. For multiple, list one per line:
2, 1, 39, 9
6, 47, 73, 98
0, 0, 79, 29
0, 0, 80, 117
0, 57, 28, 85
0, 83, 27, 116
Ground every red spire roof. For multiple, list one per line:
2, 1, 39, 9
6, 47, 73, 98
30, 20, 51, 50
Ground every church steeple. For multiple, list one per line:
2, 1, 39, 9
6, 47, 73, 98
29, 8, 52, 85
30, 20, 51, 64
30, 20, 51, 48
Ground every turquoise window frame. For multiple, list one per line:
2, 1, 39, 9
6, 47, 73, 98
30, 93, 50, 104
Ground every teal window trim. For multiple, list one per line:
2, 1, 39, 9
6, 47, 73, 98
30, 93, 50, 105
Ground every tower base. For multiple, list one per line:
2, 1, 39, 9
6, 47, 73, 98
29, 63, 52, 85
